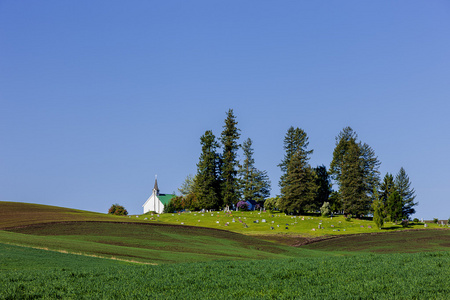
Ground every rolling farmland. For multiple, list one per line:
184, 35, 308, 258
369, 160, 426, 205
1, 201, 449, 299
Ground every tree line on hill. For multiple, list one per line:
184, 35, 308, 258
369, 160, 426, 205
167, 110, 417, 223
167, 109, 271, 213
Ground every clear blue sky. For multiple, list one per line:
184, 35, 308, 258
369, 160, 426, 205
1, 1, 449, 219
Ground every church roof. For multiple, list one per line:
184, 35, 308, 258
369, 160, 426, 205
158, 194, 176, 205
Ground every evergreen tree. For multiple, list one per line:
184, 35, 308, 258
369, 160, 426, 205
394, 167, 417, 218
313, 165, 332, 210
194, 130, 221, 209
330, 127, 380, 216
330, 127, 358, 184
360, 142, 381, 202
387, 191, 403, 223
339, 141, 366, 216
239, 138, 271, 205
220, 109, 241, 206
278, 127, 317, 214
239, 138, 255, 202
380, 173, 395, 205
328, 191, 342, 213
278, 127, 313, 188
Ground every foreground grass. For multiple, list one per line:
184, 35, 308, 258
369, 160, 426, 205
1, 243, 449, 299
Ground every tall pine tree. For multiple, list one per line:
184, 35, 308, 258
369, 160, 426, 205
220, 109, 241, 207
194, 130, 222, 209
313, 165, 332, 211
330, 127, 380, 216
239, 138, 271, 205
278, 127, 317, 214
394, 167, 417, 219
387, 191, 403, 223
380, 173, 395, 205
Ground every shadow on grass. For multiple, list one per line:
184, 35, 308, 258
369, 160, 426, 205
381, 226, 402, 230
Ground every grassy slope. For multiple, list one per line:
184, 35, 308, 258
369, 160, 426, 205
1, 201, 448, 264
2, 222, 323, 264
2, 201, 443, 236
0, 202, 324, 264
137, 210, 444, 237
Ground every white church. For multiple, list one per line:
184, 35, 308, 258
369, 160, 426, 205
142, 176, 176, 214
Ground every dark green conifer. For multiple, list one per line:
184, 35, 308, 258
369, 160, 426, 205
387, 191, 403, 223
330, 127, 380, 216
380, 173, 395, 204
239, 138, 271, 205
394, 167, 417, 218
194, 130, 221, 209
220, 109, 241, 207
278, 127, 317, 214
313, 165, 332, 211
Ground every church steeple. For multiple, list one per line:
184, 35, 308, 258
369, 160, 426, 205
153, 175, 160, 196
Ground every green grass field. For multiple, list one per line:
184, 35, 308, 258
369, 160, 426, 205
1, 201, 449, 299
137, 209, 443, 237
1, 243, 449, 299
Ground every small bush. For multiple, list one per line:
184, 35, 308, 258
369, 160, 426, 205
320, 202, 331, 217
264, 197, 278, 212
433, 218, 439, 224
401, 220, 409, 228
108, 204, 128, 216
164, 196, 184, 213
413, 218, 419, 223
345, 214, 352, 222
236, 201, 249, 211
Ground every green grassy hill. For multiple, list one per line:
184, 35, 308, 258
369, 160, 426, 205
1, 201, 448, 264
0, 202, 321, 264
135, 209, 443, 237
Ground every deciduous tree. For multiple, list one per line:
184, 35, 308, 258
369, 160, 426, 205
108, 204, 128, 216
372, 199, 385, 229
178, 174, 195, 196
372, 188, 384, 229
